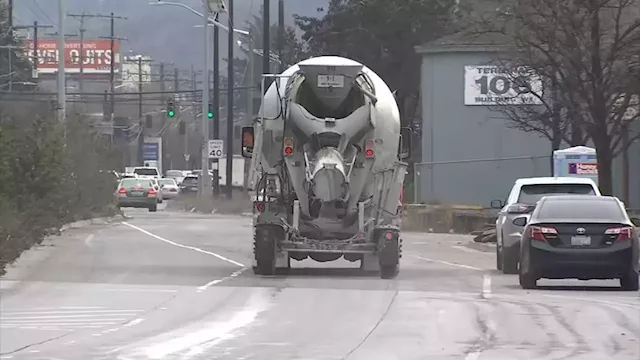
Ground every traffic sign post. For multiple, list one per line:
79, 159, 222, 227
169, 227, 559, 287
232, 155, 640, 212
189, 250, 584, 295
208, 139, 224, 159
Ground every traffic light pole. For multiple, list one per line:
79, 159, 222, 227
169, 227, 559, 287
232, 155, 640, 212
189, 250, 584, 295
197, 2, 213, 213
212, 13, 220, 197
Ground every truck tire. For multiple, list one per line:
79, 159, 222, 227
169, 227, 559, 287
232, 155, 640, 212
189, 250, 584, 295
378, 229, 400, 279
253, 226, 278, 275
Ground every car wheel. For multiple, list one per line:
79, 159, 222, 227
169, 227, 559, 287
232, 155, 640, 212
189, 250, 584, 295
519, 270, 537, 289
149, 205, 157, 212
620, 271, 639, 291
502, 244, 518, 274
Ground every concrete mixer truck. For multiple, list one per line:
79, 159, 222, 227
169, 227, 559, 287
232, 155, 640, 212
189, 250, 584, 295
240, 56, 411, 279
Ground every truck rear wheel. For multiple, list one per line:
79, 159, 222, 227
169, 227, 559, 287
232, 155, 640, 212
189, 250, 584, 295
380, 264, 398, 279
252, 226, 279, 275
378, 229, 400, 279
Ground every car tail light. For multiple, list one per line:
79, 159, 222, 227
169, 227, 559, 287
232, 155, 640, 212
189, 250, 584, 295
118, 187, 127, 194
529, 226, 557, 241
364, 139, 375, 158
255, 202, 265, 212
507, 204, 535, 214
147, 188, 157, 196
605, 226, 633, 241
283, 137, 294, 156
384, 231, 394, 240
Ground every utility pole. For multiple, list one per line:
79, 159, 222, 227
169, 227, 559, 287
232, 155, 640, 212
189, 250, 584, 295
159, 62, 165, 92
197, 1, 213, 212
263, 0, 270, 87
226, 0, 235, 199
57, 0, 67, 123
212, 13, 221, 196
14, 22, 54, 82
278, 0, 285, 72
96, 13, 126, 123
7, 0, 12, 29
126, 56, 152, 164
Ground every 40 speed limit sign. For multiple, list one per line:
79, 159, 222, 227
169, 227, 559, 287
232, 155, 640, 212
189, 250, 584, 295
208, 139, 224, 159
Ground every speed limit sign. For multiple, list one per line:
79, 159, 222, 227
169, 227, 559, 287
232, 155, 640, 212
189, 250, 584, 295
208, 139, 224, 159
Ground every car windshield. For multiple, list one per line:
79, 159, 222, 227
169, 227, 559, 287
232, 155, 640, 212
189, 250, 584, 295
159, 179, 176, 186
134, 168, 158, 176
183, 177, 197, 184
120, 179, 152, 188
537, 199, 625, 221
518, 184, 596, 204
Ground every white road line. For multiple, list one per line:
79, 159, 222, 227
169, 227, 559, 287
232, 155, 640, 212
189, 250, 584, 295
1, 310, 143, 315
452, 245, 492, 255
84, 234, 95, 247
101, 289, 178, 293
410, 254, 483, 271
1, 314, 133, 320
482, 274, 492, 299
1, 306, 104, 311
122, 222, 245, 267
197, 267, 247, 292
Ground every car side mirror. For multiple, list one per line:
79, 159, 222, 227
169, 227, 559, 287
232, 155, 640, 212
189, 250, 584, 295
398, 127, 411, 160
241, 126, 254, 158
630, 217, 640, 227
512, 217, 527, 226
490, 199, 503, 209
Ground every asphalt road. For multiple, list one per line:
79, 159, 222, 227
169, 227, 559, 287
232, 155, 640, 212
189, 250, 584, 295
1, 203, 638, 360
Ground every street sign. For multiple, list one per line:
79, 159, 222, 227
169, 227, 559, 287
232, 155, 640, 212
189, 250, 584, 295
184, 154, 190, 162
208, 139, 224, 159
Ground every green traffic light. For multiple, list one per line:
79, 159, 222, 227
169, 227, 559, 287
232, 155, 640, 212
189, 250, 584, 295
207, 112, 214, 119
168, 110, 175, 117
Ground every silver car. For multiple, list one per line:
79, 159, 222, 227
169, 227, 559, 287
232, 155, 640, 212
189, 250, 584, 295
158, 178, 180, 199
491, 177, 601, 274
149, 178, 164, 203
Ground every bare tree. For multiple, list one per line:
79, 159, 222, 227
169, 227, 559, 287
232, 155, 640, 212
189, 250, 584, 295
473, 0, 640, 195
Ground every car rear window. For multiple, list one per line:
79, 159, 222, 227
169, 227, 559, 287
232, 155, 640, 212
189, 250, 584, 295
518, 184, 596, 204
120, 179, 152, 188
159, 179, 176, 186
537, 199, 625, 221
183, 177, 197, 184
134, 168, 158, 176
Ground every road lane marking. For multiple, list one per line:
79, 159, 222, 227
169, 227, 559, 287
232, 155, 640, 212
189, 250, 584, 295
122, 222, 245, 267
197, 267, 247, 292
453, 245, 492, 255
84, 234, 95, 247
101, 289, 178, 293
410, 254, 483, 271
482, 274, 492, 299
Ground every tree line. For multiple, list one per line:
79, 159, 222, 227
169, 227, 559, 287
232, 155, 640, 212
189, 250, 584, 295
0, 3, 121, 274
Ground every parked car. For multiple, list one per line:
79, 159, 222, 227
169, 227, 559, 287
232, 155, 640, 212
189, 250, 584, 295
158, 178, 180, 199
491, 177, 601, 274
115, 178, 159, 212
518, 195, 639, 290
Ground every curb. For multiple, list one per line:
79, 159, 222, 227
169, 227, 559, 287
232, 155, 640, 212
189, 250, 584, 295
465, 240, 496, 253
59, 214, 127, 233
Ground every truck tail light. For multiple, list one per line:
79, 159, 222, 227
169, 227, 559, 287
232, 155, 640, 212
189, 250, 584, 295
283, 137, 294, 156
364, 139, 375, 158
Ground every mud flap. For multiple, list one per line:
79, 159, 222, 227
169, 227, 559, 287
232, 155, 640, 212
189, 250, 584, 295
377, 228, 400, 279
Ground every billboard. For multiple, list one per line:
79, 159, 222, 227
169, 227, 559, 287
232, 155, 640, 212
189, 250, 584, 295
464, 65, 543, 106
22, 39, 120, 74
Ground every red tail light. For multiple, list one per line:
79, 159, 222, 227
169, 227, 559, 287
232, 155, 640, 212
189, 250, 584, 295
118, 187, 127, 194
147, 188, 157, 196
283, 137, 294, 156
529, 226, 557, 241
605, 226, 633, 241
364, 139, 375, 158
255, 202, 265, 212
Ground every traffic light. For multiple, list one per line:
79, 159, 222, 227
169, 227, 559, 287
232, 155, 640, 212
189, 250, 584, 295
207, 103, 214, 119
167, 100, 175, 118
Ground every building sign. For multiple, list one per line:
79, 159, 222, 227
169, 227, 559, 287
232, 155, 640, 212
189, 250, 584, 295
22, 39, 120, 74
568, 162, 598, 175
464, 65, 543, 106
143, 143, 159, 161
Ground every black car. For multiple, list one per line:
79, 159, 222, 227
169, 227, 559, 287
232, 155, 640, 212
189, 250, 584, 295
179, 175, 199, 193
517, 195, 640, 290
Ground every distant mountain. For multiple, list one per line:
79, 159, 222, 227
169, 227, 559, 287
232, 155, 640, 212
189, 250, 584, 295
14, 0, 329, 70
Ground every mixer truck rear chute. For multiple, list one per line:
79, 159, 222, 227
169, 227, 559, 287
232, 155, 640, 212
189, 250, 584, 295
242, 56, 411, 279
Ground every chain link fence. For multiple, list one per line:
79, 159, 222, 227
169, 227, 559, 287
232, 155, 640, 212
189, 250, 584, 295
413, 155, 551, 207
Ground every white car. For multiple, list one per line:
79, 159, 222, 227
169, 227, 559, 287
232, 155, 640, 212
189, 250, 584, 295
133, 166, 160, 179
491, 177, 601, 274
158, 178, 180, 199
